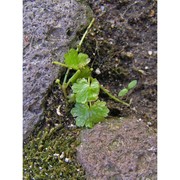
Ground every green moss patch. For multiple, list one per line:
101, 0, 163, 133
23, 124, 85, 179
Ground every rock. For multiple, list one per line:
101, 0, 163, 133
23, 0, 93, 139
77, 117, 157, 179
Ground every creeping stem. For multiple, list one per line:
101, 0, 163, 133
100, 85, 130, 106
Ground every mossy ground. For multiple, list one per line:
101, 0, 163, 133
23, 82, 86, 179
23, 124, 85, 179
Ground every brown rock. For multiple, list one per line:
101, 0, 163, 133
77, 117, 157, 180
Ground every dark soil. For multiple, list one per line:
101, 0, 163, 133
76, 0, 157, 178
23, 0, 157, 179
82, 0, 157, 129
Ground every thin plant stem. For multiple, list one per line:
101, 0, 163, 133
66, 70, 81, 87
100, 85, 130, 106
62, 68, 70, 98
76, 18, 95, 52
52, 61, 68, 68
63, 68, 70, 85
62, 85, 67, 100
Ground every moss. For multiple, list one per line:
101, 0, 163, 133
23, 123, 85, 179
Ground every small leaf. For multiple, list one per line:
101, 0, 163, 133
64, 49, 77, 69
88, 101, 109, 126
64, 48, 90, 70
118, 88, 128, 97
71, 100, 109, 128
71, 103, 89, 127
127, 80, 137, 90
72, 78, 100, 103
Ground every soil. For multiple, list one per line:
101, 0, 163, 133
23, 0, 157, 179
82, 0, 157, 129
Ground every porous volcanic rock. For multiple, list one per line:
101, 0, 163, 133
77, 118, 157, 179
23, 0, 92, 139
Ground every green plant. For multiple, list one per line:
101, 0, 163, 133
53, 18, 137, 128
118, 80, 137, 97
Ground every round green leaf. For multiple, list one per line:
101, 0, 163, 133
71, 101, 109, 128
64, 48, 90, 70
72, 78, 100, 104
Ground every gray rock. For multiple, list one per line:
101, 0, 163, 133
23, 0, 93, 139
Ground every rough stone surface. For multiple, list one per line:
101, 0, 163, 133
23, 0, 92, 139
77, 118, 157, 179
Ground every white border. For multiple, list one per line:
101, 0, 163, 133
1, 0, 180, 179
0, 0, 22, 179
158, 0, 180, 179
